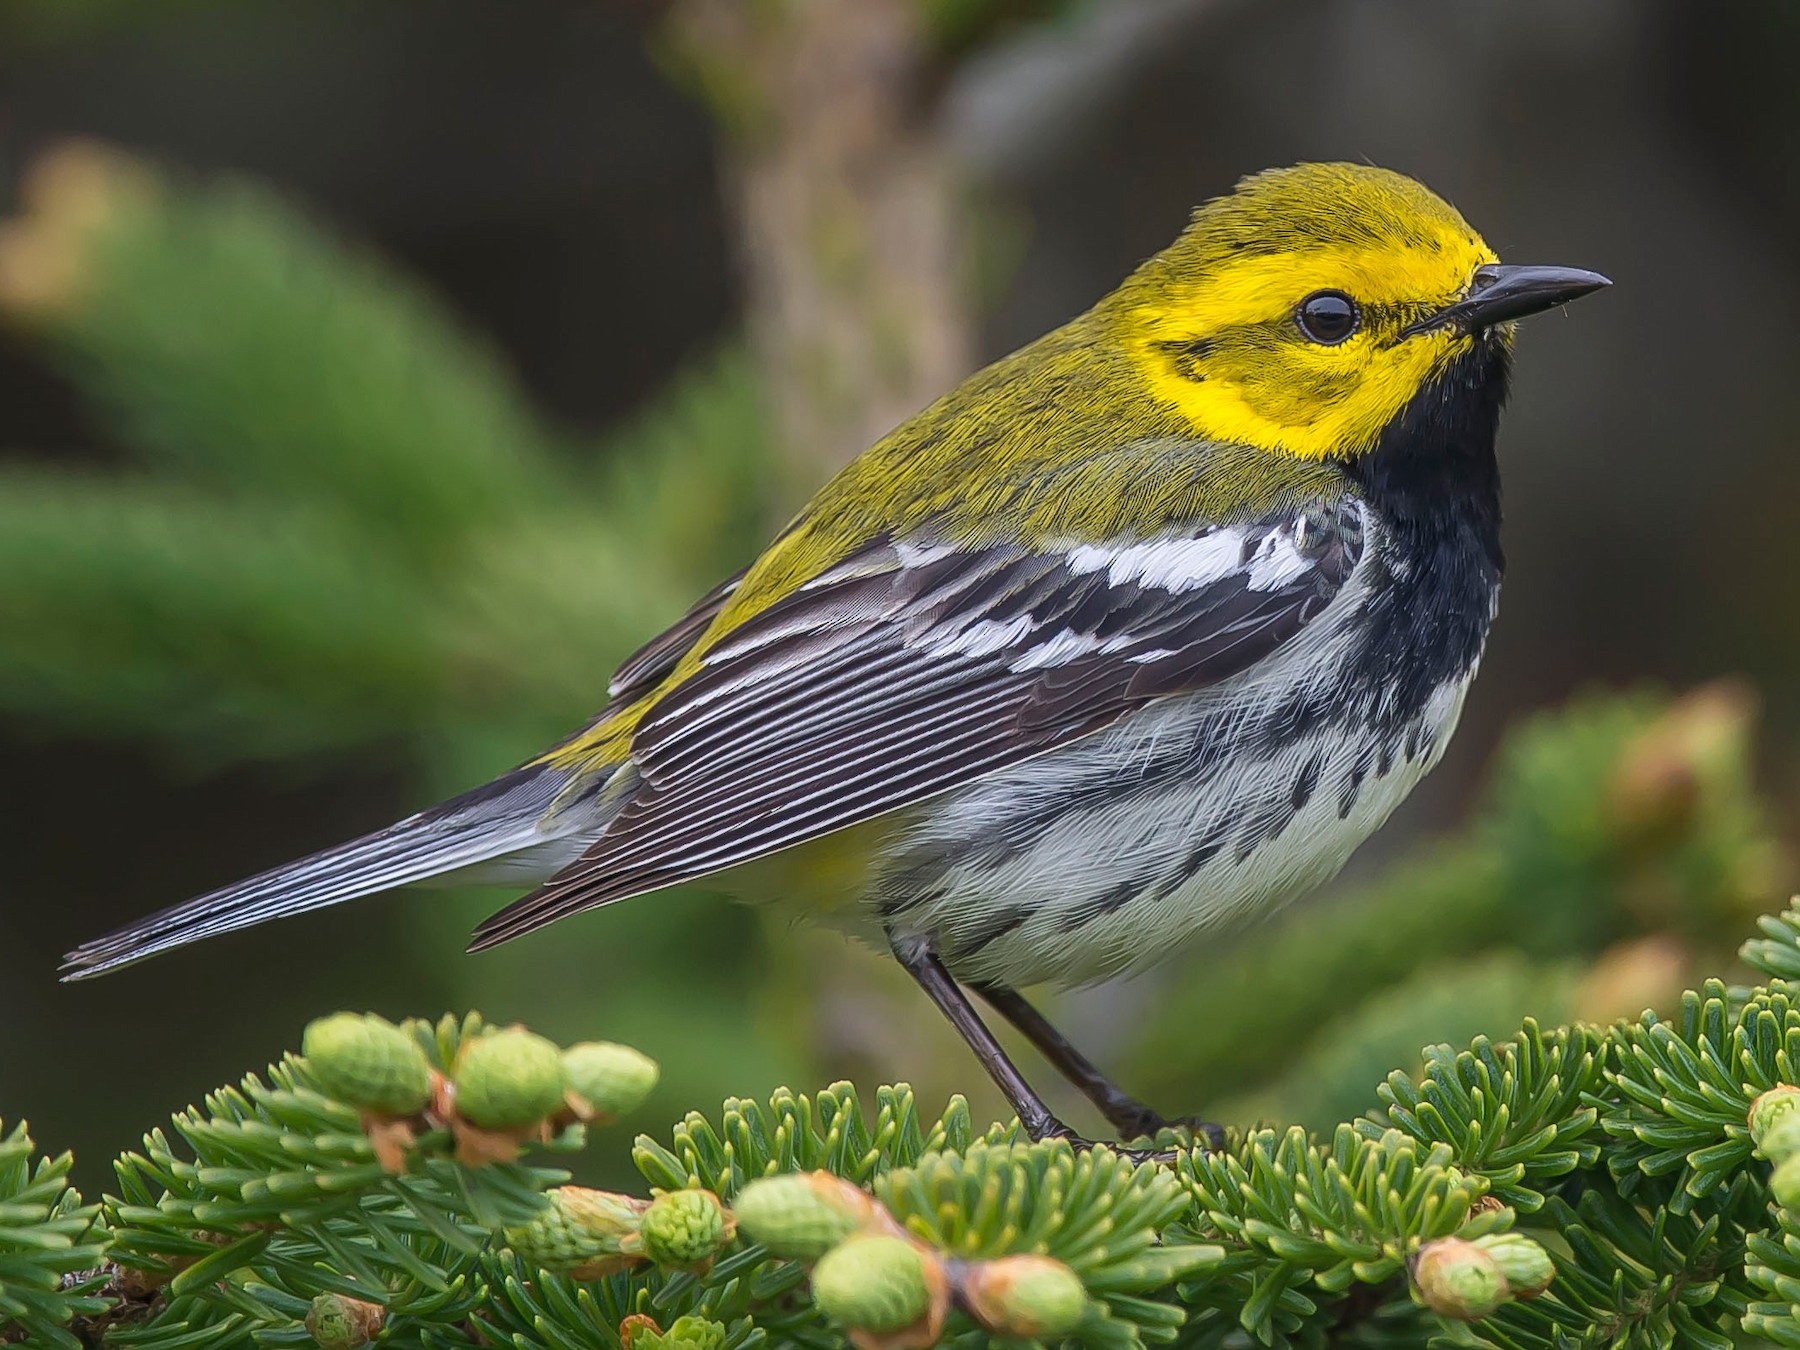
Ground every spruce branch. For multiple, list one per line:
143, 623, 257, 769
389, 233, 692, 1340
1371, 1021, 1604, 1213
13, 959, 1800, 1347
16, 878, 1800, 1345
0, 1122, 108, 1349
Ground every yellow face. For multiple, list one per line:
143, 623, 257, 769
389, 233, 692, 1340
1117, 163, 1502, 460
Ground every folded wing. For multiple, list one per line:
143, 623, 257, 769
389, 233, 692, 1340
469, 496, 1365, 949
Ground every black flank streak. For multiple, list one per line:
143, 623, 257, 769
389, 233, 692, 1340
1093, 878, 1144, 916
1269, 684, 1334, 747
1242, 772, 1308, 855
1292, 751, 1323, 812
1058, 876, 1152, 933
1181, 814, 1235, 876
959, 903, 1034, 953
1338, 748, 1371, 819
881, 344, 1507, 925
877, 881, 944, 918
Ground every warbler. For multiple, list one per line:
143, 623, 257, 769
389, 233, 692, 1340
65, 163, 1608, 1148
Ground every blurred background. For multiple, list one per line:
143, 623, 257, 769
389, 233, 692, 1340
3, 0, 1797, 1190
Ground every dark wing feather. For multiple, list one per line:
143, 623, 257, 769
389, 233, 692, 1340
469, 500, 1363, 949
606, 567, 746, 703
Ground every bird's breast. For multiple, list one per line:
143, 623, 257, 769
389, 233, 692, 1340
865, 504, 1498, 989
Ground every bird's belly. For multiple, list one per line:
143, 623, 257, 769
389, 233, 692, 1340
868, 668, 1475, 989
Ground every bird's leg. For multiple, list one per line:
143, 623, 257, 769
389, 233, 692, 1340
889, 935, 1072, 1143
889, 938, 1192, 1162
972, 981, 1223, 1149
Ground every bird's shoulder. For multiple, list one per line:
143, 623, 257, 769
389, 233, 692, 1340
490, 470, 1368, 944
537, 319, 1363, 776
695, 318, 1356, 663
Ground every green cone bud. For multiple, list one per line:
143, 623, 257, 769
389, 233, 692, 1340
1751, 1086, 1800, 1155
303, 1291, 383, 1349
961, 1254, 1088, 1338
1472, 1233, 1555, 1298
301, 1013, 431, 1115
1763, 1116, 1800, 1166
1773, 1153, 1800, 1211
629, 1315, 728, 1350
811, 1234, 934, 1334
1413, 1237, 1509, 1321
503, 1185, 647, 1277
638, 1189, 734, 1271
731, 1171, 874, 1260
562, 1041, 659, 1121
453, 1026, 566, 1128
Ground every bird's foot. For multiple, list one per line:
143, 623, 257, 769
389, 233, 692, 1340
1107, 1108, 1227, 1153
1025, 1117, 1221, 1166
1032, 1121, 1176, 1165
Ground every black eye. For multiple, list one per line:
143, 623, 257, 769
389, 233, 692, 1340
1296, 290, 1360, 345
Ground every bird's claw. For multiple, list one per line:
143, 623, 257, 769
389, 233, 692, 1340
1117, 1113, 1228, 1153
1028, 1118, 1222, 1165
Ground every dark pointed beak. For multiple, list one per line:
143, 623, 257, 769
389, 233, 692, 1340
1401, 263, 1611, 338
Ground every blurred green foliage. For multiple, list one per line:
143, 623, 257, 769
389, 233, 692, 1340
0, 144, 769, 774
0, 145, 802, 1172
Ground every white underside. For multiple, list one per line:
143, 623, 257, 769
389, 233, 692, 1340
861, 536, 1482, 987
881, 672, 1470, 987
452, 658, 1470, 990
445, 516, 1481, 991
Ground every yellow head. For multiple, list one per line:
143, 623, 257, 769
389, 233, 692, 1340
1113, 163, 1606, 459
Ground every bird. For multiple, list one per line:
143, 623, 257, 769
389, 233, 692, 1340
63, 163, 1609, 1150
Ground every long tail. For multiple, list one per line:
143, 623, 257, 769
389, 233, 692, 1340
60, 764, 600, 980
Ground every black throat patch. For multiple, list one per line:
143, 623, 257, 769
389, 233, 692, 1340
1338, 338, 1509, 712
